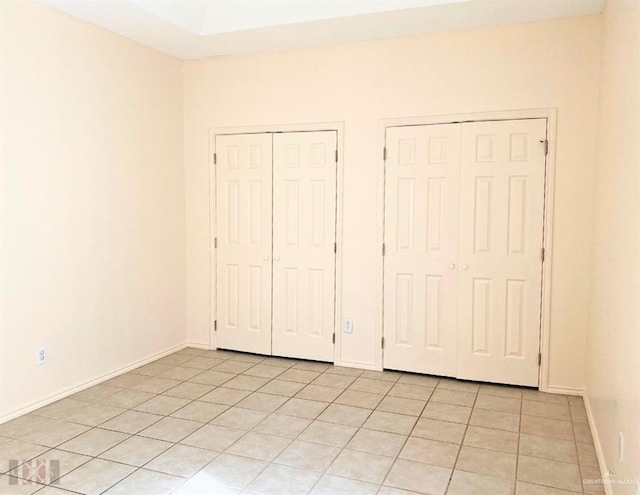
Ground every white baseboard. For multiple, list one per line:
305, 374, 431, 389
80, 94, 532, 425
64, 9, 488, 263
185, 341, 211, 350
545, 385, 584, 396
0, 342, 187, 425
583, 393, 614, 495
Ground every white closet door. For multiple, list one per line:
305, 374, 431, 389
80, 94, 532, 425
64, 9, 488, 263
272, 131, 337, 362
457, 119, 546, 386
383, 124, 461, 376
216, 133, 272, 355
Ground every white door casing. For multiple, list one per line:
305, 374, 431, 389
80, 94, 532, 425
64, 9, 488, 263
272, 131, 338, 361
215, 133, 273, 355
456, 119, 546, 386
383, 124, 461, 376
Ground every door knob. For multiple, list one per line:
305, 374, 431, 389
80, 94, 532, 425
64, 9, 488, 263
448, 263, 456, 269
263, 256, 269, 261
461, 264, 469, 270
274, 256, 281, 262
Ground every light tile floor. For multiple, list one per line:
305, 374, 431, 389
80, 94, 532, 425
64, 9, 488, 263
0, 348, 604, 494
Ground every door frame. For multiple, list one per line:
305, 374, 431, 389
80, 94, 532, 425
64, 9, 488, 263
208, 122, 345, 364
376, 109, 557, 392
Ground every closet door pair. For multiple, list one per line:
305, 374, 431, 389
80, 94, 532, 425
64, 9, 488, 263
383, 119, 547, 387
215, 131, 337, 362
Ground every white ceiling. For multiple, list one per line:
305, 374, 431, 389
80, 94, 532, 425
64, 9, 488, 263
40, 0, 606, 60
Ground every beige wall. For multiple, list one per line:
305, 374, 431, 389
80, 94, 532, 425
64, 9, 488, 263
585, 0, 640, 491
0, 1, 185, 420
184, 15, 601, 391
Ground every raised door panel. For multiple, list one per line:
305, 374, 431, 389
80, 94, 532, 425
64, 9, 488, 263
216, 133, 272, 355
457, 119, 546, 387
383, 123, 461, 376
272, 131, 337, 362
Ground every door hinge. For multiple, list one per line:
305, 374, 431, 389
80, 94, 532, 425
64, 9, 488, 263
383, 147, 387, 161
214, 320, 217, 332
538, 352, 542, 366
541, 247, 545, 262
332, 333, 335, 344
540, 140, 548, 156
213, 152, 217, 165
334, 242, 337, 254
335, 149, 338, 162
214, 237, 218, 249
382, 243, 386, 256
381, 336, 385, 349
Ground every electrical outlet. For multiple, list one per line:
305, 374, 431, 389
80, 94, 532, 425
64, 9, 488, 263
36, 347, 46, 365
343, 319, 353, 334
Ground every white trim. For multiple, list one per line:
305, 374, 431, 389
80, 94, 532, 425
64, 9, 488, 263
208, 122, 345, 365
185, 341, 211, 350
0, 342, 186, 425
584, 393, 614, 495
377, 108, 558, 391
546, 385, 584, 396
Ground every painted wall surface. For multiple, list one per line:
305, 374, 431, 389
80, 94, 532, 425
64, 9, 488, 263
0, 1, 185, 420
184, 16, 601, 391
585, 0, 640, 491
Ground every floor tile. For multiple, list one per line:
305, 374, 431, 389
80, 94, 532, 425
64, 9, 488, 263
102, 468, 183, 495
515, 481, 580, 494
347, 428, 406, 457
100, 435, 172, 466
298, 421, 357, 448
133, 395, 190, 416
517, 455, 582, 492
258, 380, 306, 397
294, 361, 331, 372
384, 458, 451, 494
158, 366, 202, 381
573, 422, 595, 445
463, 425, 519, 454
324, 366, 363, 377
57, 458, 135, 495
145, 444, 217, 478
198, 454, 267, 490
522, 400, 571, 421
215, 360, 255, 374
377, 487, 423, 495
363, 411, 416, 434
361, 370, 401, 382
0, 474, 43, 494
210, 407, 268, 429
224, 375, 271, 392
296, 385, 343, 403
163, 382, 213, 400
278, 369, 321, 384
447, 470, 515, 495
243, 364, 288, 379
58, 428, 129, 457
131, 363, 174, 377
200, 387, 251, 405
437, 379, 479, 393
569, 405, 589, 424
411, 418, 466, 444
138, 417, 202, 442
317, 404, 371, 427
397, 373, 440, 388
245, 463, 320, 495
399, 436, 459, 468
132, 377, 182, 394
70, 384, 124, 403
64, 403, 125, 427
327, 449, 394, 484
225, 432, 290, 461
275, 440, 340, 472
189, 370, 237, 386
276, 398, 328, 419
310, 473, 378, 494
236, 392, 289, 413
520, 415, 573, 441
20, 448, 90, 483
20, 419, 90, 448
519, 433, 578, 464
376, 396, 426, 416
430, 388, 476, 407
474, 394, 521, 414
455, 445, 517, 480
104, 373, 148, 389
576, 441, 599, 468
580, 464, 606, 494
421, 402, 471, 424
469, 408, 520, 432
311, 373, 356, 389
99, 410, 163, 434
478, 384, 523, 399
0, 440, 49, 470
252, 414, 312, 439
180, 424, 245, 451
334, 390, 383, 409
522, 391, 568, 405
181, 356, 223, 370
32, 399, 89, 421
171, 400, 228, 423
349, 377, 393, 395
